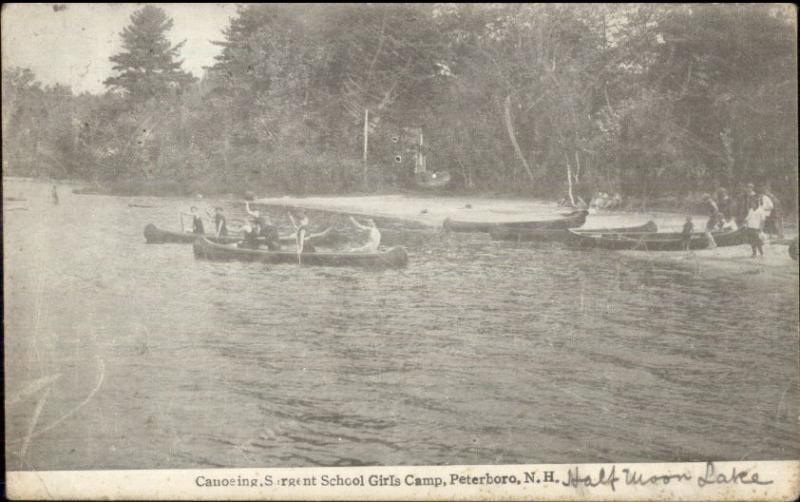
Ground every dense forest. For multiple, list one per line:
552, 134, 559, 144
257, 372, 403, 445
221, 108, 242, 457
2, 4, 797, 209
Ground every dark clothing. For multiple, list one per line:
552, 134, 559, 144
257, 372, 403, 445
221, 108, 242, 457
736, 192, 758, 226
681, 221, 694, 250
214, 214, 228, 236
745, 228, 764, 256
192, 215, 205, 234
239, 228, 261, 249
718, 196, 735, 221
706, 214, 721, 232
261, 224, 281, 251
704, 200, 721, 231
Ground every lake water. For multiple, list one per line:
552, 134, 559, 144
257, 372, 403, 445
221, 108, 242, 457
4, 178, 799, 471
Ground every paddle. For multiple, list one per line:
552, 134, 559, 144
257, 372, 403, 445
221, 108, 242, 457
296, 227, 305, 265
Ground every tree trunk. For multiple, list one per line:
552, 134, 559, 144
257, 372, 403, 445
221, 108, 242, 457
503, 95, 534, 182
565, 153, 575, 206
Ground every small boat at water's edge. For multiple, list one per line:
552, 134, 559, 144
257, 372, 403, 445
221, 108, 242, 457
443, 210, 588, 233
193, 237, 408, 268
490, 220, 657, 242
569, 227, 749, 251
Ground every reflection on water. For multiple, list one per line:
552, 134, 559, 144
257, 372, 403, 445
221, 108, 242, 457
4, 179, 799, 470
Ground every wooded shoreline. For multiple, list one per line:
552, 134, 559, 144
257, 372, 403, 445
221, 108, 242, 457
4, 4, 797, 215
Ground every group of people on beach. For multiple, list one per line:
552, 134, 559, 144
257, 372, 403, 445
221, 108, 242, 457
557, 192, 622, 211
692, 182, 785, 257
590, 192, 623, 210
180, 202, 382, 254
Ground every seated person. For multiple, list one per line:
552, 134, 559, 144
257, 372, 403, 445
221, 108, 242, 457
348, 216, 381, 252
289, 211, 316, 253
260, 215, 282, 251
237, 220, 261, 249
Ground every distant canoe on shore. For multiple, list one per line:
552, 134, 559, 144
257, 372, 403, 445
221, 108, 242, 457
569, 227, 749, 251
490, 220, 657, 242
443, 210, 588, 233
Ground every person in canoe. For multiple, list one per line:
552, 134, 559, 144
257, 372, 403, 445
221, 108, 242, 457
244, 201, 266, 227
238, 219, 262, 250
212, 207, 228, 237
180, 206, 206, 234
260, 213, 282, 251
348, 216, 381, 252
288, 211, 316, 254
244, 201, 282, 250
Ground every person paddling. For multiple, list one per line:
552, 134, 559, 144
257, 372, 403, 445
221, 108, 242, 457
180, 206, 205, 234
348, 216, 381, 252
212, 207, 228, 237
288, 211, 314, 263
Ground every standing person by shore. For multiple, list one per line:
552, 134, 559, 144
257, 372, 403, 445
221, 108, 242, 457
744, 204, 765, 258
51, 184, 59, 205
736, 183, 758, 227
702, 193, 721, 231
715, 188, 737, 229
681, 216, 694, 251
760, 183, 784, 239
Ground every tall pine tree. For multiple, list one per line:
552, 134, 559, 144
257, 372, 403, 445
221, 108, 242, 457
104, 6, 196, 101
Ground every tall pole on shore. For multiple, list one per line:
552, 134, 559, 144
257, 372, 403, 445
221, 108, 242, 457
363, 108, 369, 189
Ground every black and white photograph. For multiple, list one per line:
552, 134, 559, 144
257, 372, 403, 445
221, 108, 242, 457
3, 3, 799, 500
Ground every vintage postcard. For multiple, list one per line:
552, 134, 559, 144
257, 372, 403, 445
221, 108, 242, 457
3, 3, 798, 500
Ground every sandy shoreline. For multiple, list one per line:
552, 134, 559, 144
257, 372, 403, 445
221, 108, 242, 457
255, 194, 707, 230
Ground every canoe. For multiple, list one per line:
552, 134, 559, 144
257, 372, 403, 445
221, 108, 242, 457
193, 237, 408, 268
569, 227, 749, 251
143, 223, 336, 246
443, 210, 588, 233
490, 220, 657, 242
